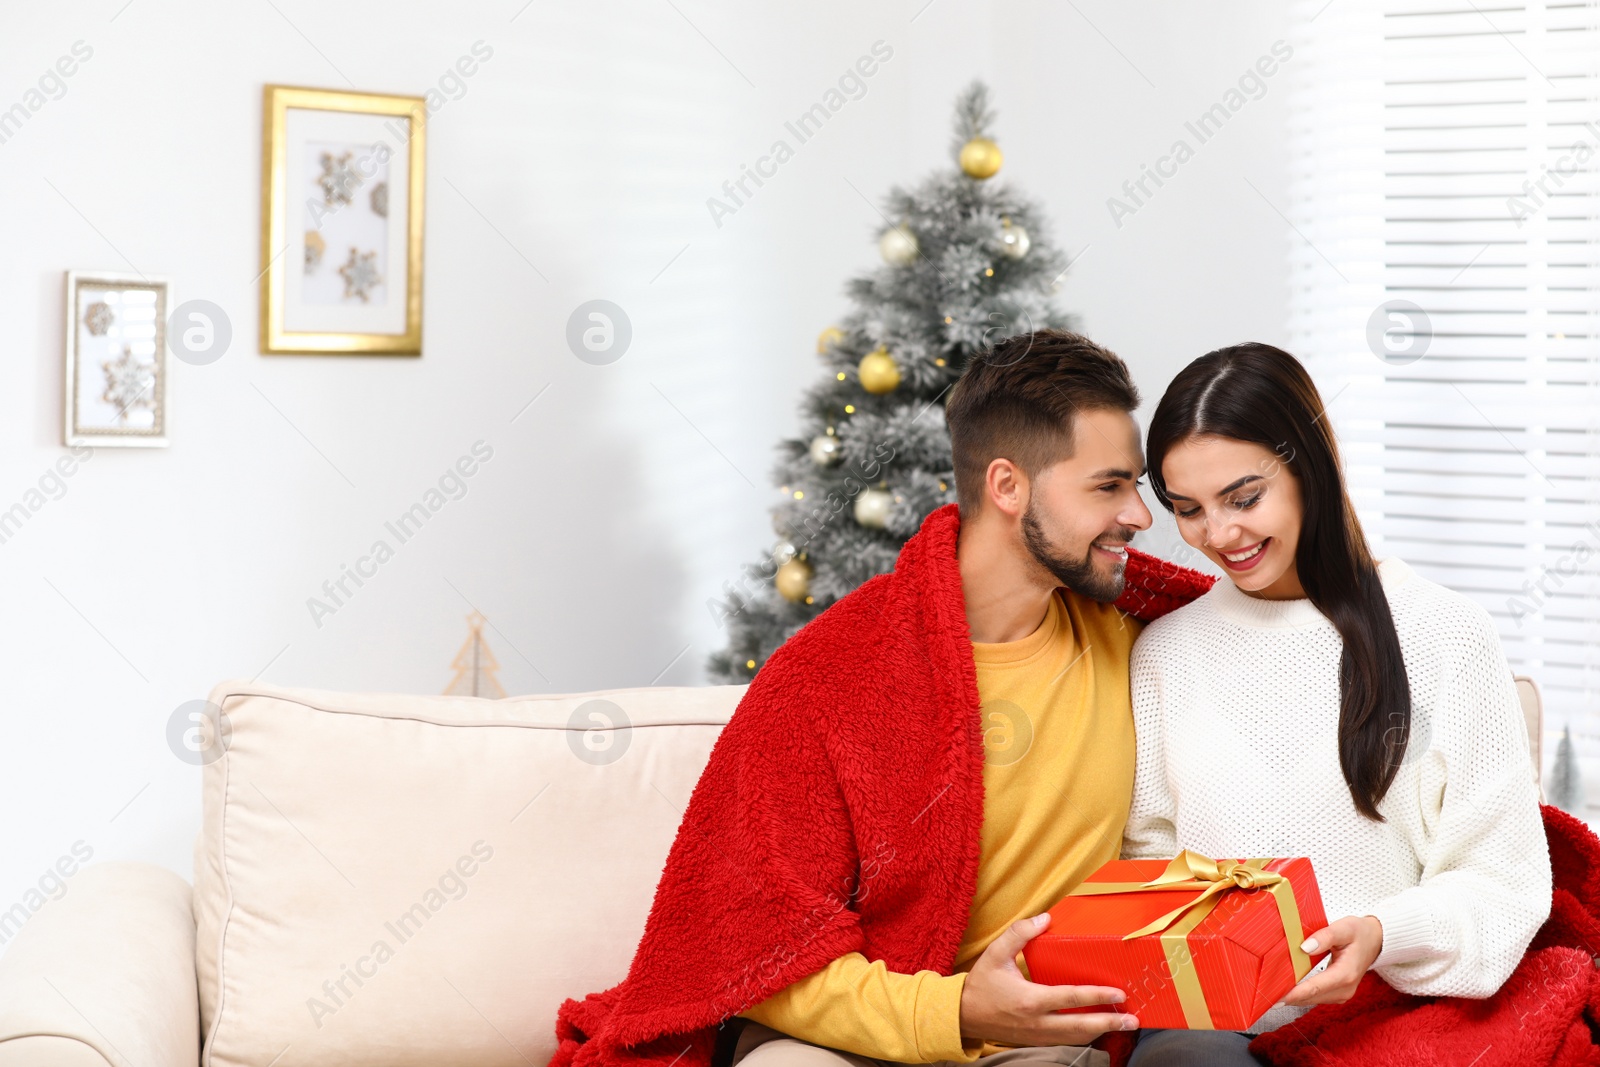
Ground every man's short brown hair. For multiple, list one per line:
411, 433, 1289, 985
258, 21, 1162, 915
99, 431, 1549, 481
945, 330, 1140, 516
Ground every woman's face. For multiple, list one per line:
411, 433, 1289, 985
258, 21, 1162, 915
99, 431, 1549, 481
1161, 434, 1306, 600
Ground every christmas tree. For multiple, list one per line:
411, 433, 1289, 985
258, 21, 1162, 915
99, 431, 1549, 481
708, 83, 1073, 684
1549, 724, 1583, 813
444, 611, 507, 698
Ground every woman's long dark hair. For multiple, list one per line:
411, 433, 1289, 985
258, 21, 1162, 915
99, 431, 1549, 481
1147, 343, 1411, 820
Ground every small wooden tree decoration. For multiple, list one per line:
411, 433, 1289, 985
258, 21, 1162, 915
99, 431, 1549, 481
444, 610, 506, 699
1549, 724, 1583, 813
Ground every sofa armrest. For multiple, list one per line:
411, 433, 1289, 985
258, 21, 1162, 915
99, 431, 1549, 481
0, 862, 198, 1067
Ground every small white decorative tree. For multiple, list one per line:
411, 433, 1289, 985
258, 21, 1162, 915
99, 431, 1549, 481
1548, 724, 1583, 813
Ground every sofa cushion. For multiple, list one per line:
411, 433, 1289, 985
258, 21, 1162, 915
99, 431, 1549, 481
193, 680, 742, 1067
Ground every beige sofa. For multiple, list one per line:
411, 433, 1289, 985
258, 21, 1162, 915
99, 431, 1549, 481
0, 681, 745, 1067
0, 677, 1547, 1067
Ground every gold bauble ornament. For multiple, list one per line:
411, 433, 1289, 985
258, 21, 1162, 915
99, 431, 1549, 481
816, 325, 845, 354
774, 557, 813, 603
878, 224, 919, 267
858, 347, 901, 394
959, 137, 1003, 180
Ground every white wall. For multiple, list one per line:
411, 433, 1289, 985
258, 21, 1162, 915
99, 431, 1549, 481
0, 0, 1295, 924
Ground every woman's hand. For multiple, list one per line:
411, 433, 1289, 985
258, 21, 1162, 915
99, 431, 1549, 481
1281, 915, 1384, 1006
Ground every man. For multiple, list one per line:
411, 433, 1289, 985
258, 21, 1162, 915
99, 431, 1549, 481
552, 331, 1211, 1067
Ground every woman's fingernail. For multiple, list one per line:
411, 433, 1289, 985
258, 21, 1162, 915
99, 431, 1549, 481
1110, 991, 1126, 1003
1301, 938, 1318, 953
1121, 1016, 1139, 1031
1033, 913, 1049, 927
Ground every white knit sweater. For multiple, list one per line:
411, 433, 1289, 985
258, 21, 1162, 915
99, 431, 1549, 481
1123, 557, 1551, 1033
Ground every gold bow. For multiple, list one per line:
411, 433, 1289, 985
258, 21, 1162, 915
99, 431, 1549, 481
1065, 852, 1315, 1029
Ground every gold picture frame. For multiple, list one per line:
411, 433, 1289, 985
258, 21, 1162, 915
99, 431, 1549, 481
260, 85, 426, 355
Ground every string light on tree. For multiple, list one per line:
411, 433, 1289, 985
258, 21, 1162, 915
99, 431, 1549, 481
857, 346, 901, 394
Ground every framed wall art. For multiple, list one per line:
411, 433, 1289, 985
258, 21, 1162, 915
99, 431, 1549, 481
260, 85, 426, 355
64, 271, 169, 447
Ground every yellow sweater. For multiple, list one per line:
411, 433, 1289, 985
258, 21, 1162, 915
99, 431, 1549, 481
739, 589, 1140, 1062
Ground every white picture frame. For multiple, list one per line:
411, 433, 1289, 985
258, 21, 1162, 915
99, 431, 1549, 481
64, 270, 170, 448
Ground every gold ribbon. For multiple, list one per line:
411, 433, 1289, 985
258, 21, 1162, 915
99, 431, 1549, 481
1065, 852, 1315, 1029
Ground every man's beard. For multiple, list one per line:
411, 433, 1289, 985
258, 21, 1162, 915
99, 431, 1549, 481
1021, 501, 1134, 603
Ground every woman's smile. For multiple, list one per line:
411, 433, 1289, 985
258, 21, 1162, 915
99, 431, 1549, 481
1217, 537, 1270, 571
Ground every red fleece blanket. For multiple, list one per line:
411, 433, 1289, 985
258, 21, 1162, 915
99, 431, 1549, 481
1236, 805, 1600, 1067
550, 504, 1213, 1067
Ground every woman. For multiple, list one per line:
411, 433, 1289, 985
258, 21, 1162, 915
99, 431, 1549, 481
1122, 343, 1550, 1067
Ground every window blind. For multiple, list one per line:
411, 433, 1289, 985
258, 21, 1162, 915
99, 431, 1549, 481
1288, 0, 1600, 803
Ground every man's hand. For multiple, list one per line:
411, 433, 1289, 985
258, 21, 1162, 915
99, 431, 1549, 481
1281, 915, 1383, 1007
959, 913, 1138, 1047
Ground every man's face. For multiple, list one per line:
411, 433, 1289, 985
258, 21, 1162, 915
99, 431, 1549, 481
1020, 408, 1153, 601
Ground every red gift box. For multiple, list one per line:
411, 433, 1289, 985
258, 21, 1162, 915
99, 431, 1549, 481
1022, 852, 1330, 1030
